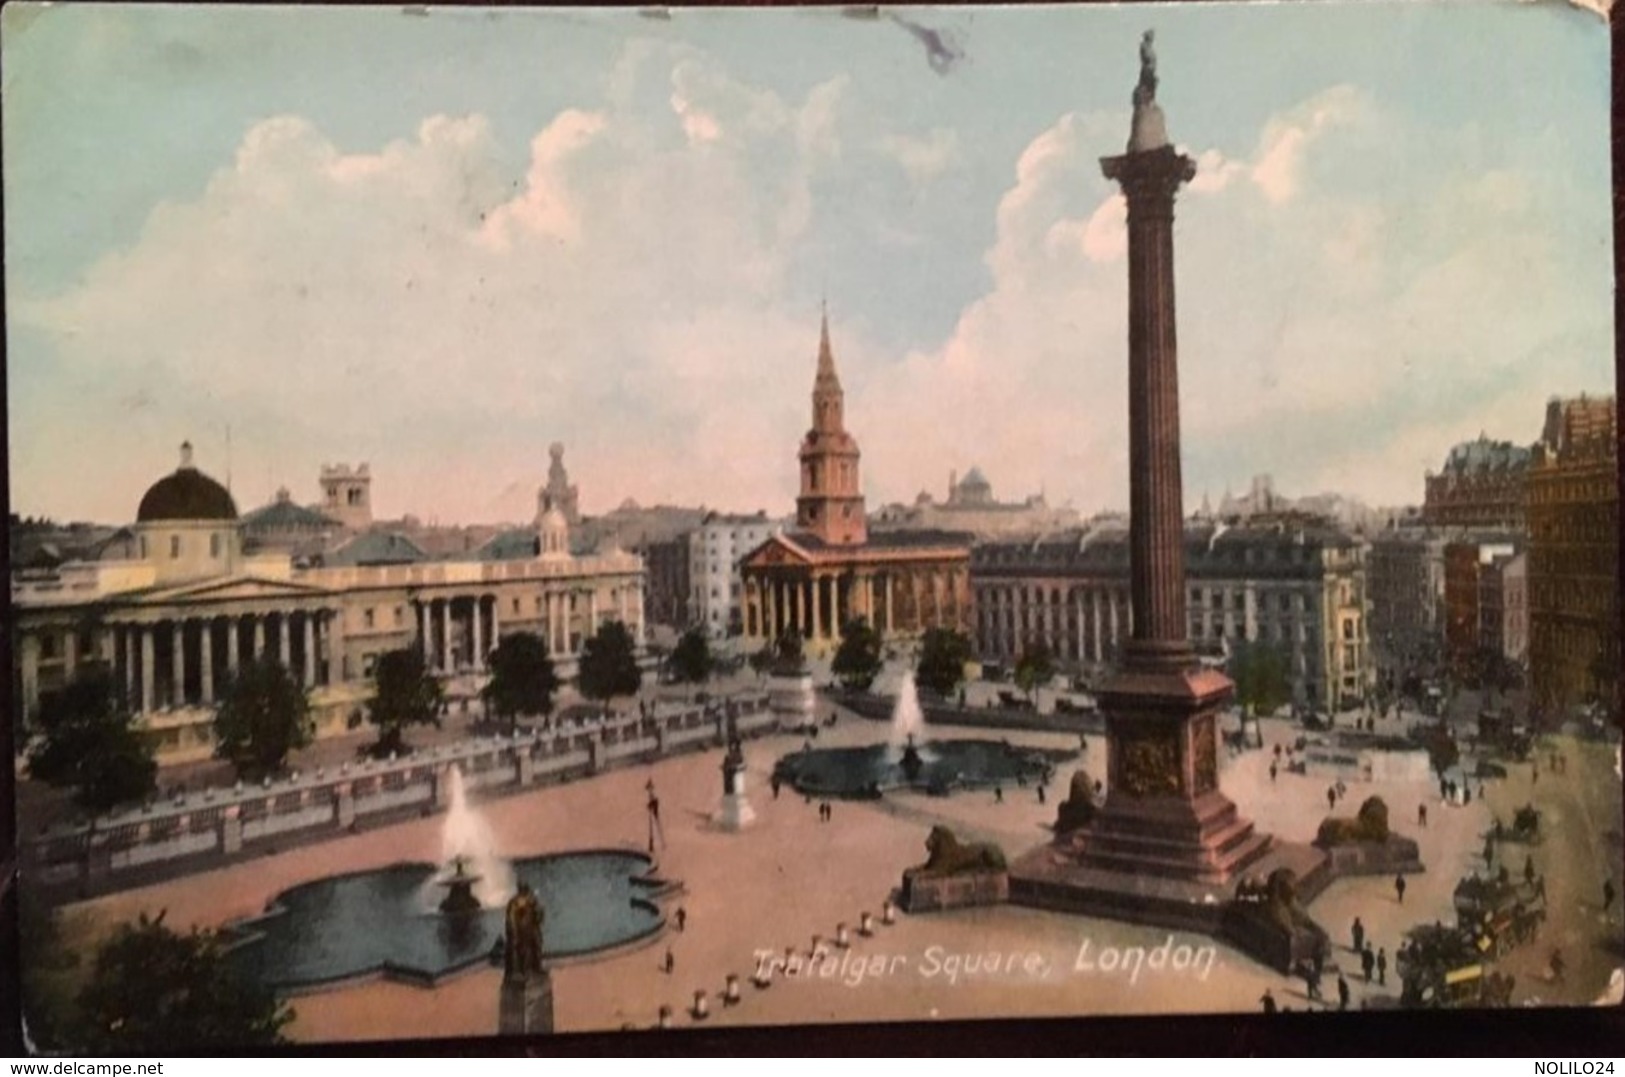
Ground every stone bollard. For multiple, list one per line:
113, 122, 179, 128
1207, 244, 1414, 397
515, 750, 534, 787
219, 804, 243, 855
753, 962, 774, 989
587, 736, 602, 775
836, 923, 850, 949
882, 900, 896, 925
335, 782, 356, 830
657, 1005, 672, 1030
859, 911, 874, 936
691, 990, 709, 1020
724, 974, 741, 1005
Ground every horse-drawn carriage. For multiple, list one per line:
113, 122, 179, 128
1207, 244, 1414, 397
1454, 874, 1545, 959
1398, 924, 1517, 1008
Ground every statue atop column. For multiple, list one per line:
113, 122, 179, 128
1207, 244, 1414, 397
1134, 30, 1158, 106
1127, 30, 1170, 153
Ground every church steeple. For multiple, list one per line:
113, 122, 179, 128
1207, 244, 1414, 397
796, 307, 866, 546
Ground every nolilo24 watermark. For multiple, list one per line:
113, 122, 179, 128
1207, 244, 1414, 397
1535, 1065, 1616, 1075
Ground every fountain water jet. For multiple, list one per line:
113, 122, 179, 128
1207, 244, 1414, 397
438, 764, 514, 908
889, 672, 926, 756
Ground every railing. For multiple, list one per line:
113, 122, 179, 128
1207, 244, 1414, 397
26, 694, 774, 890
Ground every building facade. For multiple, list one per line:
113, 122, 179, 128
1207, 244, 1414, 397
690, 512, 781, 638
971, 520, 1375, 712
1367, 530, 1450, 689
1422, 435, 1531, 530
870, 467, 1081, 539
740, 313, 971, 653
1527, 393, 1619, 718
12, 444, 647, 765
1443, 538, 1519, 679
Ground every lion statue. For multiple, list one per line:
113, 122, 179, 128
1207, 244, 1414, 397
1315, 795, 1392, 847
916, 825, 1007, 876
1053, 769, 1099, 834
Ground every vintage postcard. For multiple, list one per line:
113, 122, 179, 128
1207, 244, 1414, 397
3, 1, 1619, 1051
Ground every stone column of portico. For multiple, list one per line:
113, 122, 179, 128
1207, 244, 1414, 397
227, 617, 241, 677
766, 580, 779, 640
884, 575, 894, 635
420, 603, 433, 665
124, 626, 138, 702
171, 622, 185, 708
253, 616, 266, 661
329, 607, 347, 685
472, 596, 485, 670
200, 621, 215, 704
490, 594, 502, 650
303, 613, 317, 686
276, 614, 289, 669
588, 590, 599, 638
140, 626, 156, 715
440, 599, 453, 672
811, 573, 824, 641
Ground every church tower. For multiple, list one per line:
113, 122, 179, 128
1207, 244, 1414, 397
795, 307, 867, 545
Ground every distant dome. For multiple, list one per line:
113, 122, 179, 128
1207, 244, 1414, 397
137, 442, 238, 523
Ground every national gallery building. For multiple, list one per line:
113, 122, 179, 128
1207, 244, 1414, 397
11, 444, 646, 765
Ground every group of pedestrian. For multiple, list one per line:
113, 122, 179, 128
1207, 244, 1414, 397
817, 800, 834, 822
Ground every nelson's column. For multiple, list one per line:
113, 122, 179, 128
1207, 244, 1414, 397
1012, 36, 1331, 943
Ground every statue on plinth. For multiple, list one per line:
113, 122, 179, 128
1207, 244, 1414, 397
1134, 29, 1158, 106
715, 734, 756, 831
499, 882, 554, 1035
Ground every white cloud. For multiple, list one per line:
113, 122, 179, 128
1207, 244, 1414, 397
877, 127, 960, 184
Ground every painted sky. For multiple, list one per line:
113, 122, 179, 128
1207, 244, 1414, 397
4, 2, 1613, 526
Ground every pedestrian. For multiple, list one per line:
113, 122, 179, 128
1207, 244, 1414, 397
1260, 989, 1277, 1014
676, 906, 688, 931
1303, 963, 1322, 1002
1337, 973, 1350, 1011
1604, 879, 1616, 913
663, 948, 675, 974
1274, 743, 1282, 760
1327, 787, 1337, 812
772, 775, 782, 800
994, 786, 1004, 804
1352, 916, 1365, 955
1418, 804, 1428, 828
1395, 874, 1407, 904
1439, 776, 1448, 800
1536, 874, 1547, 901
1270, 762, 1278, 783
1550, 949, 1565, 984
1361, 945, 1375, 984
1532, 763, 1539, 786
1524, 855, 1536, 887
1463, 785, 1472, 805
1037, 785, 1047, 805
1483, 835, 1494, 866
1376, 947, 1387, 987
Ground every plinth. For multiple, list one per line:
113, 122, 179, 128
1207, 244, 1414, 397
499, 970, 555, 1036
715, 739, 756, 831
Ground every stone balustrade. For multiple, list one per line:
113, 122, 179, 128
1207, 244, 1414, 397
28, 693, 773, 891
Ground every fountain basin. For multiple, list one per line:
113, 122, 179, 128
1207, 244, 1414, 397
227, 849, 666, 993
773, 739, 1072, 800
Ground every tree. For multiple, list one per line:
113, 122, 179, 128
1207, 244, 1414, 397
669, 628, 713, 685
771, 629, 806, 675
76, 912, 292, 1053
1014, 641, 1056, 704
481, 632, 560, 733
1228, 641, 1292, 718
367, 648, 443, 757
27, 665, 156, 813
916, 628, 972, 698
212, 658, 312, 781
747, 643, 775, 680
831, 618, 884, 692
577, 621, 642, 701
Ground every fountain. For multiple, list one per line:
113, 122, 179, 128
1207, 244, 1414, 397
437, 855, 483, 917
439, 763, 514, 908
889, 672, 926, 754
773, 669, 1072, 799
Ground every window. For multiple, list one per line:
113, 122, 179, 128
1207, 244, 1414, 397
364, 609, 375, 629
362, 653, 378, 676
140, 537, 148, 558
395, 606, 404, 625
513, 598, 521, 613
40, 634, 57, 660
210, 533, 221, 558
170, 535, 181, 559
